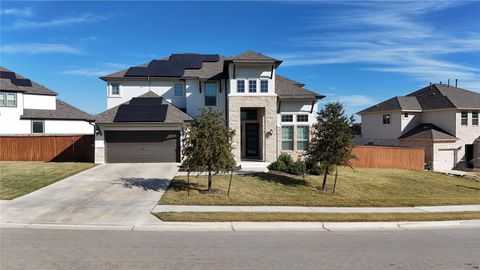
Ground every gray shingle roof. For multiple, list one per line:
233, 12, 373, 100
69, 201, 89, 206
21, 99, 94, 121
230, 51, 281, 64
359, 84, 480, 114
275, 75, 324, 99
95, 91, 193, 124
0, 66, 57, 96
398, 123, 458, 141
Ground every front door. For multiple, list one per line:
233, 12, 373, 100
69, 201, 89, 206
466, 144, 474, 168
245, 123, 259, 158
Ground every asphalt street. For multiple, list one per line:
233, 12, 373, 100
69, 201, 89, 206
1, 228, 479, 270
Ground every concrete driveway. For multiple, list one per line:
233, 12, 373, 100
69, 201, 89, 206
0, 163, 178, 226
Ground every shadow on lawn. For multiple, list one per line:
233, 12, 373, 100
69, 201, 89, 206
250, 172, 308, 187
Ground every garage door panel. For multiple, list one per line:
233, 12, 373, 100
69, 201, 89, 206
105, 131, 180, 163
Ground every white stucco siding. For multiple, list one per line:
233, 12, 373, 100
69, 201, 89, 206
106, 79, 187, 109
361, 112, 402, 140
421, 110, 456, 135
0, 92, 29, 134
454, 111, 480, 163
23, 94, 56, 110
228, 64, 276, 96
400, 112, 421, 135
44, 120, 93, 134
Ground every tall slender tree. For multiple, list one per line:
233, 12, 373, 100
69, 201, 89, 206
182, 108, 236, 193
306, 102, 355, 192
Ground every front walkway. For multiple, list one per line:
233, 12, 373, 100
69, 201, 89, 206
153, 204, 480, 213
1, 163, 178, 226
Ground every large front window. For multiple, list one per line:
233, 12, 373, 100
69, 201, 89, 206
0, 92, 17, 107
237, 80, 245, 93
204, 82, 217, 106
297, 126, 309, 151
282, 126, 293, 151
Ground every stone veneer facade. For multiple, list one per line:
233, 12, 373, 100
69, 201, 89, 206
228, 96, 278, 163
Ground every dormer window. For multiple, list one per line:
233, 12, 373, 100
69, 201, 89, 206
237, 80, 245, 93
249, 80, 257, 93
260, 80, 268, 93
111, 84, 120, 96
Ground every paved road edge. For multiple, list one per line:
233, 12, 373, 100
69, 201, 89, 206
1, 219, 479, 232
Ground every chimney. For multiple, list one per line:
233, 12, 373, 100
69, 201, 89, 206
455, 79, 458, 87
448, 79, 450, 87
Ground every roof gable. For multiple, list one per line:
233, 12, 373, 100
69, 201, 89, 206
399, 123, 458, 141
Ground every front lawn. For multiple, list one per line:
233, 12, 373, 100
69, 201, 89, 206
155, 211, 480, 222
0, 162, 96, 200
159, 168, 480, 207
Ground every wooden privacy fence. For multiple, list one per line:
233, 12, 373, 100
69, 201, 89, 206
0, 135, 94, 162
351, 145, 425, 170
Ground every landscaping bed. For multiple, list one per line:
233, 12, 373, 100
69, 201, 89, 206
155, 211, 480, 222
159, 168, 480, 207
0, 161, 96, 200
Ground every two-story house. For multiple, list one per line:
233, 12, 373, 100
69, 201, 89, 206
94, 51, 324, 164
0, 67, 94, 135
357, 83, 480, 171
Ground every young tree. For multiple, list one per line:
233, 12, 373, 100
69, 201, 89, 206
182, 108, 236, 193
306, 102, 355, 192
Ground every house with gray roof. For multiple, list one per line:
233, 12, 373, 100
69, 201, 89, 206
0, 67, 94, 136
94, 51, 324, 164
357, 83, 480, 171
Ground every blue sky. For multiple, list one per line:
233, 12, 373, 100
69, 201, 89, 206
1, 1, 479, 117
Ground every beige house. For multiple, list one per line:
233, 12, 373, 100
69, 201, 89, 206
94, 52, 324, 164
357, 83, 480, 171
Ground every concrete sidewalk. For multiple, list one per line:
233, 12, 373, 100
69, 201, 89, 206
153, 204, 480, 213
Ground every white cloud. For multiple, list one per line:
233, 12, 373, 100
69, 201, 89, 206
11, 13, 112, 29
60, 63, 129, 77
0, 7, 32, 17
0, 43, 83, 55
276, 1, 480, 91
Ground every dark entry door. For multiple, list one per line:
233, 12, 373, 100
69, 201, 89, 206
465, 144, 474, 168
245, 123, 259, 158
105, 130, 180, 163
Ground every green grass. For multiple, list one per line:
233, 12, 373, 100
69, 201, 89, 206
155, 211, 480, 222
0, 162, 97, 200
160, 168, 480, 207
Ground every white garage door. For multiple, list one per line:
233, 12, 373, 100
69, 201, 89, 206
435, 149, 455, 171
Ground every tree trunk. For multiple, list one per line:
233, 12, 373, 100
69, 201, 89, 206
332, 166, 338, 194
207, 170, 212, 191
321, 166, 329, 191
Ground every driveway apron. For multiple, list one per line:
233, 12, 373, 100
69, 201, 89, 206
0, 163, 178, 226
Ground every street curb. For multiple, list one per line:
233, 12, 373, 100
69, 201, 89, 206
1, 220, 479, 232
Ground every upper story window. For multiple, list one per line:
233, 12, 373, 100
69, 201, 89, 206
297, 115, 308, 122
248, 80, 257, 93
174, 83, 184, 97
0, 92, 17, 107
403, 113, 409, 118
281, 114, 293, 122
382, 114, 391, 125
237, 80, 245, 93
260, 80, 268, 93
461, 112, 468, 126
472, 112, 478, 126
32, 121, 44, 134
110, 84, 120, 96
204, 82, 217, 106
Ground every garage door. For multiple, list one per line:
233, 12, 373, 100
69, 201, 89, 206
435, 149, 455, 171
105, 131, 180, 163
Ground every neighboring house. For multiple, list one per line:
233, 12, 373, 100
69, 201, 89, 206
95, 51, 324, 163
0, 67, 94, 135
357, 83, 480, 171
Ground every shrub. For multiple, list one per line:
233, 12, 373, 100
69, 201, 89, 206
269, 154, 305, 176
306, 158, 328, 175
